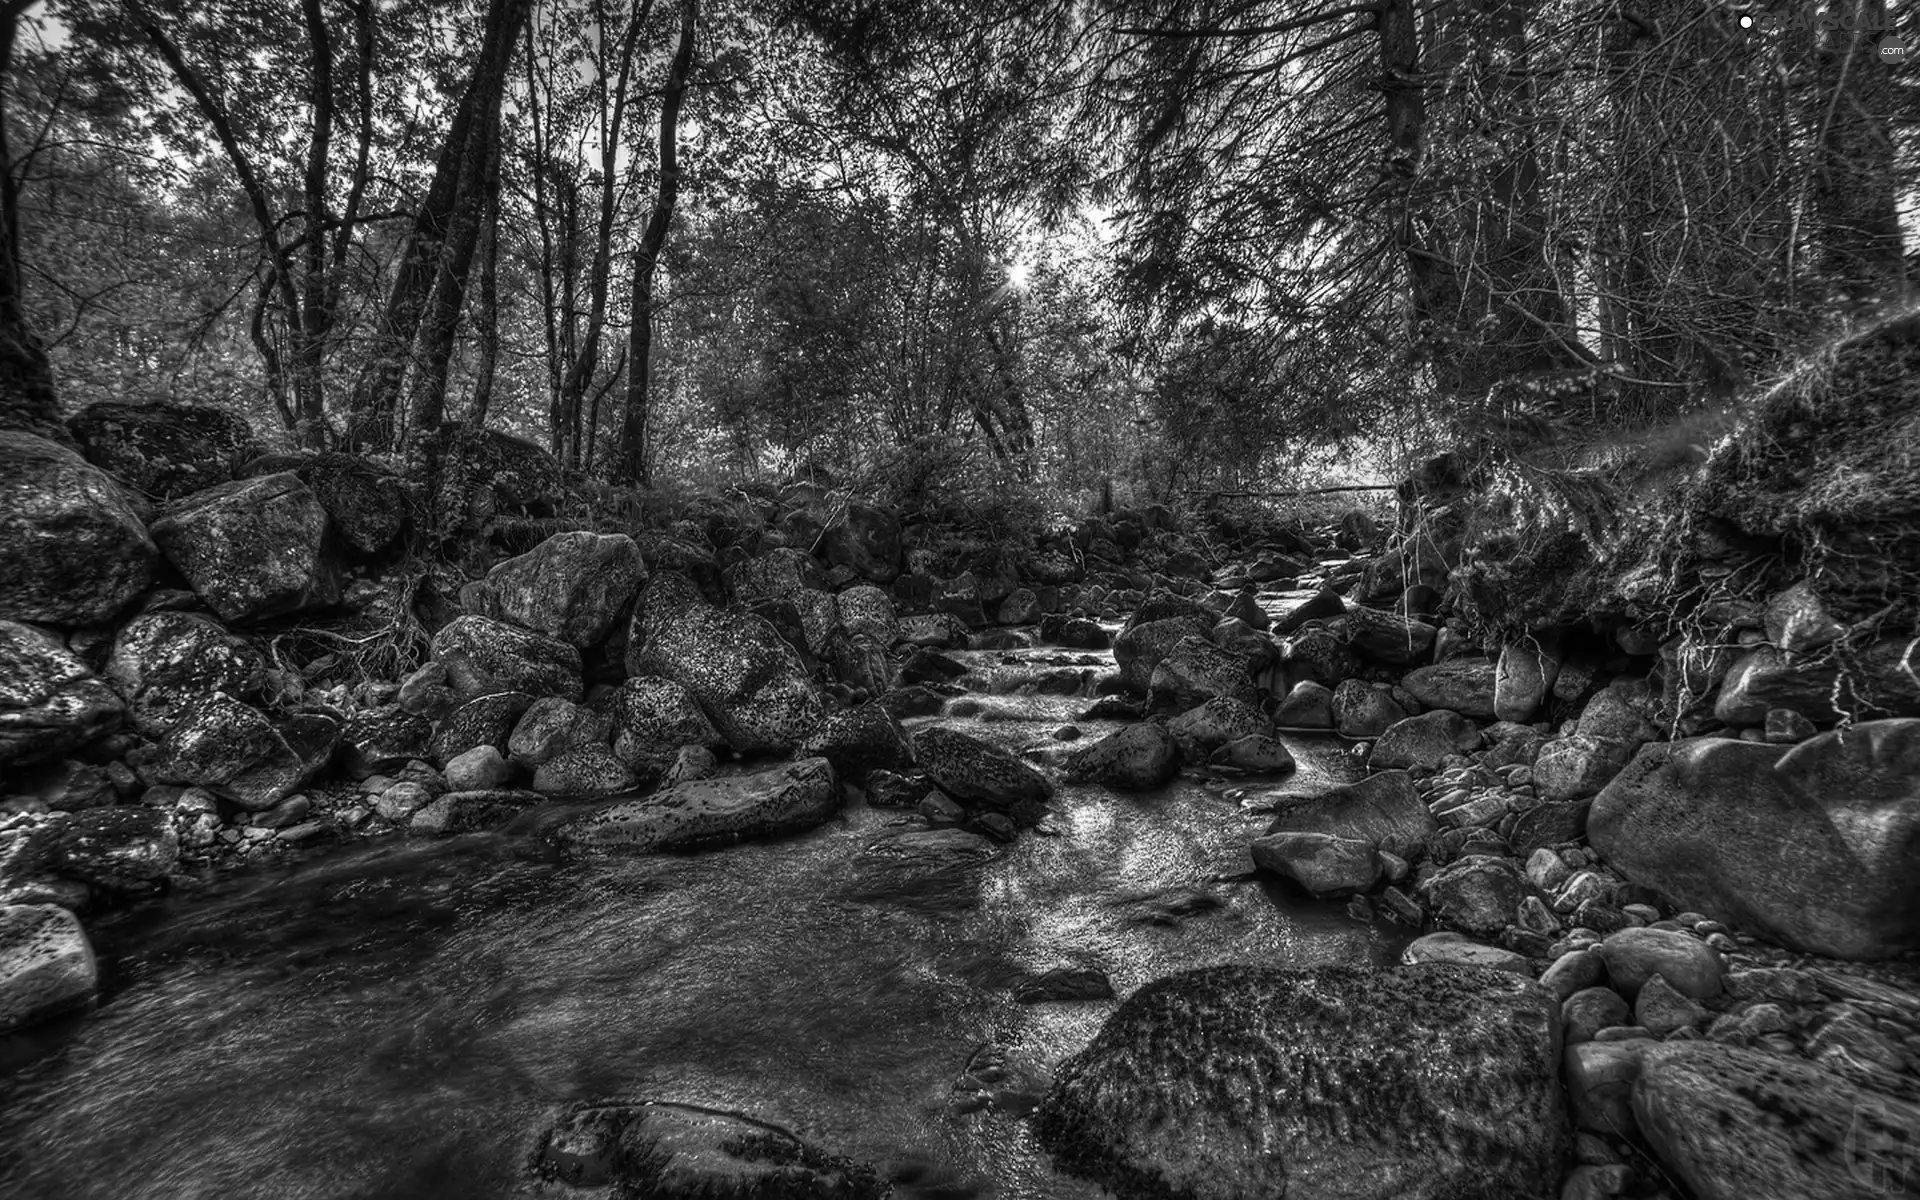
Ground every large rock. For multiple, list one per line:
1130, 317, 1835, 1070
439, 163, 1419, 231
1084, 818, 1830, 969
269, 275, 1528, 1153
835, 585, 898, 645
1533, 734, 1634, 801
1401, 657, 1499, 719
430, 615, 583, 703
298, 452, 407, 556
1065, 722, 1180, 790
725, 547, 823, 608
1033, 963, 1564, 1200
1495, 636, 1561, 722
464, 531, 645, 648
104, 611, 265, 735
1331, 679, 1406, 738
67, 400, 259, 500
1633, 1041, 1920, 1200
1273, 679, 1334, 728
430, 691, 534, 764
0, 904, 98, 1034
1369, 709, 1482, 772
0, 621, 125, 767
1340, 606, 1437, 665
151, 692, 333, 810
821, 501, 903, 583
51, 806, 178, 890
1416, 854, 1534, 939
1260, 770, 1434, 857
913, 726, 1054, 808
1597, 927, 1725, 1000
558, 757, 841, 851
1113, 615, 1210, 695
1148, 635, 1256, 709
1165, 697, 1269, 761
608, 676, 720, 763
149, 473, 341, 623
1250, 831, 1380, 895
1762, 581, 1846, 655
795, 703, 913, 781
0, 431, 157, 625
625, 572, 822, 753
1714, 640, 1920, 727
528, 1099, 885, 1198
1589, 721, 1920, 958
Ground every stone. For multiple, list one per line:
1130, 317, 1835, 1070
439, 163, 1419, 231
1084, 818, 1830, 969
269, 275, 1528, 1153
528, 1099, 885, 1197
625, 572, 822, 753
1590, 721, 1920, 958
1270, 586, 1344, 635
336, 707, 433, 779
430, 615, 582, 704
1015, 967, 1115, 1003
1716, 640, 1920, 727
1401, 657, 1499, 719
151, 692, 326, 810
1533, 735, 1635, 801
1634, 974, 1709, 1037
1527, 847, 1573, 893
396, 661, 457, 721
819, 502, 902, 584
444, 744, 512, 792
68, 400, 260, 500
725, 548, 823, 608
1340, 606, 1437, 665
1508, 800, 1592, 859
558, 757, 841, 851
1597, 927, 1724, 1000
50, 806, 178, 889
0, 430, 158, 625
1113, 615, 1210, 695
506, 697, 591, 767
408, 789, 544, 836
1576, 687, 1659, 744
0, 621, 126, 767
1495, 636, 1561, 723
1251, 830, 1381, 895
430, 691, 534, 764
1165, 696, 1270, 761
913, 726, 1054, 809
835, 585, 898, 645
374, 781, 434, 822
1032, 963, 1564, 1200
1065, 722, 1180, 790
104, 612, 265, 736
998, 587, 1041, 625
1632, 1041, 1920, 1200
1147, 635, 1255, 709
531, 743, 636, 798
1273, 679, 1334, 728
1260, 770, 1435, 858
1401, 931, 1531, 974
1370, 709, 1483, 772
1276, 625, 1361, 686
299, 452, 406, 556
1762, 580, 1847, 655
1331, 679, 1407, 738
1564, 1039, 1649, 1137
795, 703, 913, 782
1417, 854, 1535, 939
149, 473, 340, 623
464, 531, 645, 648
1042, 615, 1110, 650
0, 904, 97, 1034
607, 675, 719, 765
1763, 707, 1817, 743
1541, 949, 1605, 1002
1208, 733, 1295, 773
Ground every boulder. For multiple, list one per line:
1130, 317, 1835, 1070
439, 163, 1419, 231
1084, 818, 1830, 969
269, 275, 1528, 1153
913, 726, 1054, 808
1273, 679, 1334, 728
1400, 657, 1499, 719
820, 501, 902, 583
50, 806, 178, 889
835, 585, 898, 645
1250, 831, 1380, 895
1270, 587, 1344, 635
150, 473, 341, 623
430, 614, 583, 703
1331, 679, 1406, 738
152, 694, 334, 810
335, 708, 434, 780
1402, 931, 1532, 975
1165, 697, 1269, 761
1113, 616, 1209, 695
1596, 927, 1724, 1000
1633, 1041, 1920, 1200
0, 431, 157, 625
1762, 581, 1846, 655
298, 452, 407, 556
1041, 615, 1111, 650
558, 757, 841, 851
528, 1099, 885, 1198
1261, 770, 1435, 857
67, 400, 260, 500
1416, 854, 1534, 939
507, 697, 593, 767
1209, 733, 1295, 773
407, 789, 544, 836
1033, 963, 1564, 1200
796, 703, 913, 781
1340, 606, 1437, 665
1369, 710, 1482, 772
1064, 723, 1180, 790
104, 611, 265, 735
1714, 641, 1920, 727
1495, 636, 1562, 723
531, 743, 637, 798
465, 531, 645, 648
1276, 626, 1360, 686
430, 691, 534, 764
608, 675, 721, 763
1533, 734, 1635, 801
0, 904, 98, 1034
445, 745, 513, 792
625, 572, 822, 753
725, 547, 824, 608
1589, 721, 1920, 958
1148, 635, 1256, 709
0, 621, 126, 767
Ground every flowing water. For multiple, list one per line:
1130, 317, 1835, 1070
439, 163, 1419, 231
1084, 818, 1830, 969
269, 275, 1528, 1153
0, 643, 1404, 1200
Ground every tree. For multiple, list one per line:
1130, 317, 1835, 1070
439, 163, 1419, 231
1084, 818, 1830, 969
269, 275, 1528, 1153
0, 0, 63, 442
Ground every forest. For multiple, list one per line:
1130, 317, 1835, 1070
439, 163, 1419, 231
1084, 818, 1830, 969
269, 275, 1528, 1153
1, 3, 1919, 1200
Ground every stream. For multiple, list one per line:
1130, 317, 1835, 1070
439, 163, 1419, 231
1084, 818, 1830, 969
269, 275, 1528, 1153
0, 643, 1406, 1199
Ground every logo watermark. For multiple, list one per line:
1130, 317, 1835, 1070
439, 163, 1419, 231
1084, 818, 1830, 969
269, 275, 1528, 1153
1844, 1093, 1917, 1193
1737, 3, 1914, 59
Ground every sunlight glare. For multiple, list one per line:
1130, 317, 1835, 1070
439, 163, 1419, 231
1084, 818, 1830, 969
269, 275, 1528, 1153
1005, 258, 1032, 292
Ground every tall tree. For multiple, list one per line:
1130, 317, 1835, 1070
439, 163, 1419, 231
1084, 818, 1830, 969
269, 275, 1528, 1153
0, 0, 63, 442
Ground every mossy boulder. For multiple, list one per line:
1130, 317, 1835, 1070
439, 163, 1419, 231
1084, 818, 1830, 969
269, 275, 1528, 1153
0, 431, 157, 626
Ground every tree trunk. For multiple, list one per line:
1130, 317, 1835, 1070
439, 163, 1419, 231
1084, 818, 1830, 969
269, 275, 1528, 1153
614, 0, 697, 487
0, 3, 63, 443
469, 168, 502, 428
1810, 0, 1906, 308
